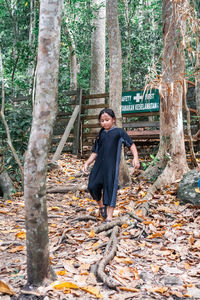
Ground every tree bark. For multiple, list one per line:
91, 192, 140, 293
24, 0, 63, 286
65, 27, 78, 91
195, 5, 200, 126
89, 0, 106, 131
107, 0, 130, 185
142, 0, 189, 198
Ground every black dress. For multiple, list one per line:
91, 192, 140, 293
88, 127, 134, 207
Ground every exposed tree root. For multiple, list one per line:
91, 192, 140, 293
94, 216, 128, 234
144, 162, 188, 201
127, 211, 144, 222
47, 184, 87, 193
70, 215, 97, 223
97, 226, 119, 289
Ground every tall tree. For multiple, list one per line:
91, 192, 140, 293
195, 2, 200, 122
24, 0, 63, 286
107, 0, 130, 184
106, 0, 122, 127
143, 0, 189, 198
89, 0, 106, 128
90, 0, 106, 95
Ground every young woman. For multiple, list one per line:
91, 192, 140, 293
83, 108, 140, 222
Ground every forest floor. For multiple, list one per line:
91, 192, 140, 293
1, 153, 200, 300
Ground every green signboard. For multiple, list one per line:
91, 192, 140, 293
122, 89, 160, 114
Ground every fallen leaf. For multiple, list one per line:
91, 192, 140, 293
50, 206, 60, 211
52, 281, 79, 290
56, 270, 67, 276
121, 224, 129, 228
88, 230, 95, 238
132, 268, 140, 280
15, 231, 26, 239
151, 264, 160, 273
119, 286, 139, 292
81, 286, 103, 299
8, 246, 25, 253
151, 286, 168, 294
0, 280, 16, 295
193, 239, 200, 248
147, 232, 164, 239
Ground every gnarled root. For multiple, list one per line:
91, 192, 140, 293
97, 226, 119, 289
144, 162, 188, 201
95, 216, 128, 234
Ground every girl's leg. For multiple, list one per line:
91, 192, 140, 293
106, 206, 114, 221
97, 199, 107, 219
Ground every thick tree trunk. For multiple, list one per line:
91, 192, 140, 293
24, 0, 63, 286
142, 0, 189, 198
107, 0, 122, 126
107, 0, 130, 185
89, 0, 106, 130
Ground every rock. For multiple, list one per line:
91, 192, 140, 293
162, 275, 183, 286
139, 271, 153, 282
177, 169, 200, 205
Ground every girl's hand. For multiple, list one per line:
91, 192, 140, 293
133, 158, 140, 170
83, 163, 89, 174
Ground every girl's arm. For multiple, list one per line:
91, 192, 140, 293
83, 152, 97, 174
130, 143, 140, 169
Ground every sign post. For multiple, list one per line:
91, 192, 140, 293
122, 89, 160, 114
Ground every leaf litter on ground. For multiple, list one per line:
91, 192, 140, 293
0, 153, 200, 299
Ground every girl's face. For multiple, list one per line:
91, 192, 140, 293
100, 113, 115, 130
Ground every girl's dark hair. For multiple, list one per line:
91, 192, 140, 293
98, 108, 116, 121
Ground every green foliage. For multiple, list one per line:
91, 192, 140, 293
118, 0, 163, 90
0, 101, 32, 183
141, 154, 160, 170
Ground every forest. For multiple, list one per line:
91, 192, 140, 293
0, 0, 200, 299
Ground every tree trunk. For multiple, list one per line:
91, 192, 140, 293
65, 27, 78, 91
195, 6, 200, 126
89, 0, 106, 130
142, 0, 189, 198
107, 0, 130, 185
0, 149, 15, 199
29, 0, 36, 46
107, 0, 122, 126
24, 0, 63, 286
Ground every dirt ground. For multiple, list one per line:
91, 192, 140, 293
0, 154, 200, 299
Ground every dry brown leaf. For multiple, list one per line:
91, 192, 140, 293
171, 223, 182, 228
8, 246, 25, 253
81, 286, 102, 299
151, 264, 160, 273
0, 280, 16, 295
56, 270, 67, 276
119, 286, 139, 292
147, 232, 165, 239
150, 286, 168, 294
132, 268, 140, 280
88, 230, 95, 238
15, 231, 26, 239
52, 281, 79, 290
115, 257, 134, 265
